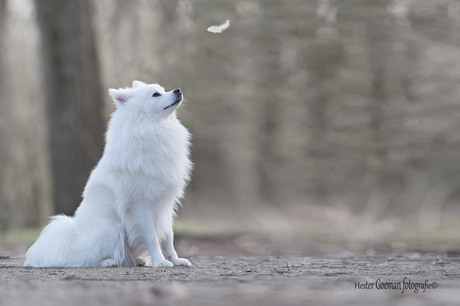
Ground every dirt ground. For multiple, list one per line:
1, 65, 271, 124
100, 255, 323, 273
1, 236, 460, 306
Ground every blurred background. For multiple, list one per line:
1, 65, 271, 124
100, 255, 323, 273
1, 0, 460, 251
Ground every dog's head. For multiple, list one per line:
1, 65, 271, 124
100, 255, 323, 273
108, 80, 183, 119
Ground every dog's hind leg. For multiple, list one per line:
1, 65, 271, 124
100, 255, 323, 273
101, 258, 118, 267
134, 248, 153, 266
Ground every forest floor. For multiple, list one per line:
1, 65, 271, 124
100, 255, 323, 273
1, 234, 460, 306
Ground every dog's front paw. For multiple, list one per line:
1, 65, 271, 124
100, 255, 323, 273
171, 257, 192, 267
153, 259, 174, 268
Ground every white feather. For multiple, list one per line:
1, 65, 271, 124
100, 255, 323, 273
207, 19, 230, 33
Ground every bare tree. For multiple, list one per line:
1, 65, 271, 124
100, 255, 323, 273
0, 0, 5, 75
34, 0, 105, 215
303, 0, 343, 200
0, 0, 6, 229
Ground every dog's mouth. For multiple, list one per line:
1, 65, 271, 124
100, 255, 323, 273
164, 97, 182, 110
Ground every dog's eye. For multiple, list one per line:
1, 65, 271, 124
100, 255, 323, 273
152, 92, 161, 97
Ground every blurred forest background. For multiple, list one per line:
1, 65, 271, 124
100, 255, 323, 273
1, 0, 460, 246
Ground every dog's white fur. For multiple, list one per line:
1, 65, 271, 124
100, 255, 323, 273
24, 81, 192, 267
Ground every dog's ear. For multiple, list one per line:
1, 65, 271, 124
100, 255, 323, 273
108, 88, 131, 107
132, 80, 146, 88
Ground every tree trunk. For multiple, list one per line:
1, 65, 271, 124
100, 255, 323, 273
0, 0, 5, 74
365, 12, 391, 184
304, 0, 343, 201
0, 0, 6, 230
35, 0, 105, 215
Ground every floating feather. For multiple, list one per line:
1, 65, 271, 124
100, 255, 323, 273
207, 20, 230, 34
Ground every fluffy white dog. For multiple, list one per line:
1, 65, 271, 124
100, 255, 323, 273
24, 81, 192, 268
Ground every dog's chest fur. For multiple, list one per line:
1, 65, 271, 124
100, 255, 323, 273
87, 115, 191, 206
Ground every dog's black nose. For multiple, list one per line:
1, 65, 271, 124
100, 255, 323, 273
173, 88, 181, 94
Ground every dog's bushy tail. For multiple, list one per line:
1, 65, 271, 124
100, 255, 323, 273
24, 215, 75, 267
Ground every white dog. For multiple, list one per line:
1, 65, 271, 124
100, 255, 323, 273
24, 81, 192, 268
